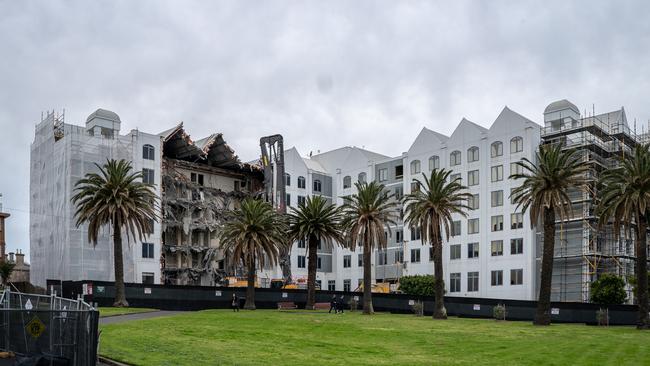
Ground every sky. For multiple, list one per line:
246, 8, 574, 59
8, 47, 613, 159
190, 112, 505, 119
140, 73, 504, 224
1, 0, 650, 262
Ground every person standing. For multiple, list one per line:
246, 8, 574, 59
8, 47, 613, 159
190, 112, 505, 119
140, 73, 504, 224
329, 295, 337, 313
337, 295, 345, 314
231, 293, 240, 312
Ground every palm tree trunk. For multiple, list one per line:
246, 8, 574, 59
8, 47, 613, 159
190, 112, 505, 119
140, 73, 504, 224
535, 207, 555, 326
112, 220, 129, 307
635, 214, 650, 329
362, 234, 374, 315
306, 234, 319, 309
244, 255, 256, 310
432, 233, 446, 319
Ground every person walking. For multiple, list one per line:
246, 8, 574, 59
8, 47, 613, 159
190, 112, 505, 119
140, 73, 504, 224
337, 295, 345, 314
329, 295, 337, 313
231, 293, 240, 312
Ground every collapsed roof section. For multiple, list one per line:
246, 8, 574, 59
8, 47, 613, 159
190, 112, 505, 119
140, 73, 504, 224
160, 122, 262, 174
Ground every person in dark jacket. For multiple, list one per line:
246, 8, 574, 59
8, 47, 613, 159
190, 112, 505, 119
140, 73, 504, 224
337, 295, 345, 314
329, 295, 337, 313
231, 293, 239, 312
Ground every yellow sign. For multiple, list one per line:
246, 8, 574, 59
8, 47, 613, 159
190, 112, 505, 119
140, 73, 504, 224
26, 316, 46, 338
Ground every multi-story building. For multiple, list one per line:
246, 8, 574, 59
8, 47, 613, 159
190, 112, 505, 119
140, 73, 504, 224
282, 106, 541, 300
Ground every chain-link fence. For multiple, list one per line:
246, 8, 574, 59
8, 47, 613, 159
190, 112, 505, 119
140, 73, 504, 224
0, 288, 99, 366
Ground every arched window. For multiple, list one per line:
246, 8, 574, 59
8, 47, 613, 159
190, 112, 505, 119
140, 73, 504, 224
428, 155, 439, 170
358, 172, 367, 183
297, 176, 306, 189
313, 179, 322, 192
450, 150, 461, 166
143, 144, 155, 160
510, 136, 523, 153
343, 175, 352, 189
410, 160, 421, 174
467, 146, 479, 162
284, 173, 291, 186
491, 141, 503, 157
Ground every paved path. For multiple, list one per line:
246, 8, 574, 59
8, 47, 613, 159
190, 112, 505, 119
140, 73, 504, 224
100, 310, 185, 325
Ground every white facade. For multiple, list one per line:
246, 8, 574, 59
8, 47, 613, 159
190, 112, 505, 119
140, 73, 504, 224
282, 107, 541, 300
30, 109, 162, 287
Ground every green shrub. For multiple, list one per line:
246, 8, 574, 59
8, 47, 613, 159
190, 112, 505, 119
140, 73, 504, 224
399, 275, 439, 297
590, 274, 627, 305
493, 304, 507, 320
411, 300, 424, 316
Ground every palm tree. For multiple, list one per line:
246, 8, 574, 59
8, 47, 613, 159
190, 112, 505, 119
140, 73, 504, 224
0, 261, 15, 287
598, 144, 650, 329
510, 143, 588, 325
220, 197, 287, 310
288, 195, 343, 309
404, 170, 471, 319
72, 159, 158, 307
341, 181, 398, 314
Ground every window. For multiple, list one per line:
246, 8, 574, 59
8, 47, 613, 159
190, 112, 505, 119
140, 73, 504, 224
297, 176, 306, 189
145, 218, 155, 235
142, 168, 154, 184
142, 242, 154, 259
468, 194, 479, 210
396, 229, 403, 243
450, 273, 461, 293
467, 272, 479, 292
410, 226, 421, 241
298, 196, 306, 206
468, 146, 479, 162
378, 169, 388, 182
467, 242, 479, 258
142, 272, 155, 284
317, 257, 322, 269
395, 165, 404, 178
143, 144, 155, 160
468, 170, 479, 186
297, 239, 306, 249
410, 160, 421, 175
410, 181, 420, 192
450, 244, 461, 260
510, 162, 523, 176
343, 176, 352, 189
328, 280, 336, 291
491, 165, 503, 182
378, 251, 388, 265
510, 136, 523, 153
491, 190, 503, 207
313, 179, 322, 192
450, 150, 461, 166
450, 173, 461, 184
343, 255, 351, 268
285, 173, 291, 186
358, 172, 367, 183
429, 246, 434, 261
491, 240, 503, 256
491, 141, 503, 157
191, 173, 204, 186
286, 194, 291, 207
451, 221, 461, 237
394, 186, 403, 200
468, 218, 479, 234
491, 270, 503, 286
358, 253, 363, 267
511, 213, 524, 229
410, 248, 421, 263
395, 250, 404, 263
344, 279, 351, 292
510, 188, 517, 204
511, 238, 523, 255
511, 269, 523, 285
316, 280, 322, 289
491, 215, 504, 232
429, 155, 439, 170
298, 256, 306, 268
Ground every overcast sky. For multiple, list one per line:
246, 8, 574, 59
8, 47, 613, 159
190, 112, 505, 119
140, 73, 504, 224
1, 0, 650, 261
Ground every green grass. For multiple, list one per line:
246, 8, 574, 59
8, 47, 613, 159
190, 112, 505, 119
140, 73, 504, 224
99, 307, 158, 317
99, 310, 650, 366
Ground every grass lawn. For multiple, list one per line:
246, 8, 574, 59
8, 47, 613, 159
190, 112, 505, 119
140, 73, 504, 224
99, 307, 158, 317
99, 310, 650, 366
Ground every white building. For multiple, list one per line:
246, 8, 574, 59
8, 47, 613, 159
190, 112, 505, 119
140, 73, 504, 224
30, 109, 163, 287
282, 106, 541, 300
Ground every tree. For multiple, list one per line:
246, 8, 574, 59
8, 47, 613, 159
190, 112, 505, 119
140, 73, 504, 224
598, 144, 650, 329
341, 181, 398, 314
404, 170, 471, 319
72, 159, 158, 307
510, 144, 588, 325
398, 275, 436, 297
590, 274, 627, 305
220, 198, 287, 310
0, 261, 15, 287
288, 196, 343, 309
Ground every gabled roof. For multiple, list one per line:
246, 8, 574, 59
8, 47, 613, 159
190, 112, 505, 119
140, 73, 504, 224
407, 127, 449, 155
490, 106, 539, 132
447, 117, 487, 142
